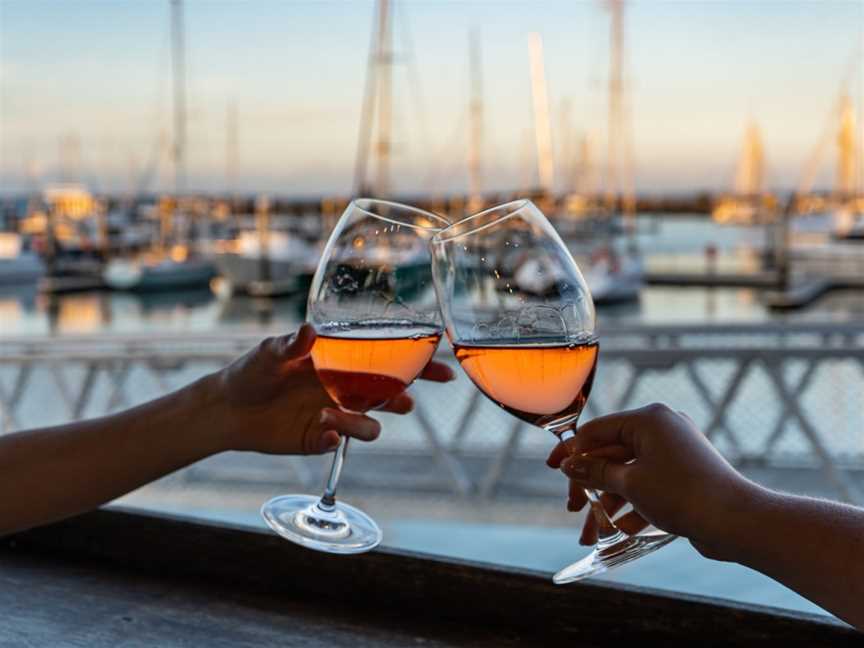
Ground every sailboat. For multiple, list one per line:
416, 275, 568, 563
212, 197, 319, 297
0, 233, 44, 285
34, 183, 107, 293
794, 93, 864, 240
830, 96, 864, 239
562, 135, 604, 221
532, 1, 642, 305
712, 121, 773, 225
103, 0, 216, 292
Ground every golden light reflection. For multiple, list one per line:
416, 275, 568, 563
0, 298, 21, 322
170, 245, 188, 262
53, 296, 103, 333
43, 184, 95, 220
19, 212, 47, 234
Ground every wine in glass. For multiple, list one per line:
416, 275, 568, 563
431, 199, 675, 582
261, 198, 447, 553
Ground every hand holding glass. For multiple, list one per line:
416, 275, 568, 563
430, 199, 675, 582
261, 199, 447, 553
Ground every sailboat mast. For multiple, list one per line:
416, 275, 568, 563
577, 134, 595, 197
605, 0, 621, 213
605, 0, 636, 221
353, 0, 392, 197
353, 5, 378, 194
226, 100, 238, 199
734, 122, 764, 197
375, 0, 392, 197
171, 0, 187, 196
59, 134, 81, 184
837, 95, 855, 198
467, 29, 484, 209
559, 98, 572, 195
528, 32, 554, 198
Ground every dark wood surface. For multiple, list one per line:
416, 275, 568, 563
1, 508, 859, 647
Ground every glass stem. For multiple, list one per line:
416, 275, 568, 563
318, 435, 349, 511
558, 427, 626, 549
583, 487, 627, 548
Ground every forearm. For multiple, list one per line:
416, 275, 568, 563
0, 373, 227, 536
723, 485, 864, 628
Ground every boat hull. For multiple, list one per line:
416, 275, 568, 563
214, 253, 310, 296
105, 259, 216, 292
0, 255, 45, 285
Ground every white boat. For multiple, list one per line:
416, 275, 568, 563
583, 246, 643, 305
831, 206, 864, 240
711, 121, 770, 225
511, 244, 642, 305
793, 95, 864, 241
213, 230, 319, 296
788, 207, 864, 240
0, 233, 44, 285
104, 256, 215, 292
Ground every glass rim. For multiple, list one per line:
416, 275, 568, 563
431, 199, 531, 244
352, 198, 450, 231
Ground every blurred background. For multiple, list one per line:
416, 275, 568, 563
2, 0, 864, 620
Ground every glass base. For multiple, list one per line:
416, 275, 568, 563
552, 531, 677, 584
260, 494, 382, 555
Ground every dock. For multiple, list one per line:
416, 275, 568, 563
38, 275, 106, 294
645, 268, 864, 310
644, 271, 780, 288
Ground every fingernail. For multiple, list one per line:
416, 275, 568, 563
561, 457, 588, 480
320, 434, 339, 452
320, 410, 334, 426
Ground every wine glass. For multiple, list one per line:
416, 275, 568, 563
261, 198, 448, 554
430, 199, 675, 582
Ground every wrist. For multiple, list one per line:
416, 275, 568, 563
697, 479, 777, 564
180, 371, 232, 456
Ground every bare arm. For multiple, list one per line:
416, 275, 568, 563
0, 375, 224, 535
548, 404, 864, 630
720, 485, 864, 628
0, 324, 453, 537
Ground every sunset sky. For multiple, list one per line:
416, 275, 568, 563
1, 0, 863, 196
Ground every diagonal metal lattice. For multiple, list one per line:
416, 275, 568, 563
0, 322, 862, 503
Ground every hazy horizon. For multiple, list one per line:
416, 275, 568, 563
2, 0, 863, 197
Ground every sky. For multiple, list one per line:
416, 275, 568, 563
1, 0, 863, 197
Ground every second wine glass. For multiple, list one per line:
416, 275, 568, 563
431, 199, 675, 582
261, 198, 448, 554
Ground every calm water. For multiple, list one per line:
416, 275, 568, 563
2, 216, 863, 337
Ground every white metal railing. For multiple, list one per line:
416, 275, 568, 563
1, 322, 863, 503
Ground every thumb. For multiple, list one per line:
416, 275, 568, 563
279, 324, 316, 360
561, 455, 631, 497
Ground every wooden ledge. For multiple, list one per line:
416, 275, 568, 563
1, 507, 858, 646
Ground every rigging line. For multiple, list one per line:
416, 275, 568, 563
397, 2, 434, 181
797, 48, 862, 197
170, 0, 187, 194
856, 4, 863, 195
143, 13, 171, 196
71, 133, 101, 194
352, 1, 381, 194
414, 39, 470, 196
422, 107, 468, 195
425, 109, 467, 196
